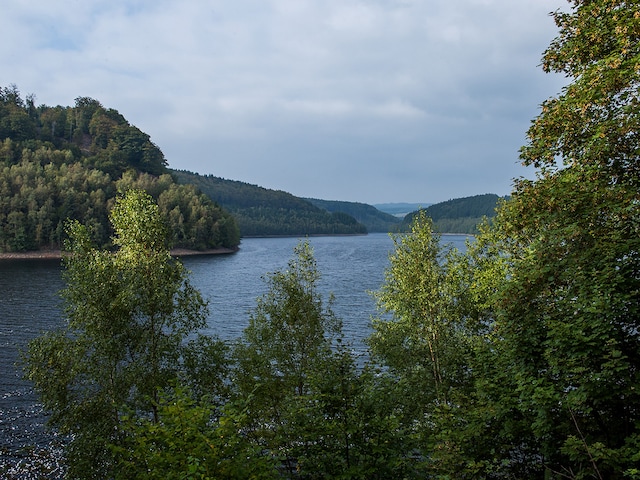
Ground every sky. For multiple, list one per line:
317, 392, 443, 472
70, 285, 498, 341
3, 0, 569, 205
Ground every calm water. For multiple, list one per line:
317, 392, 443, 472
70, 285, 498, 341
0, 233, 470, 477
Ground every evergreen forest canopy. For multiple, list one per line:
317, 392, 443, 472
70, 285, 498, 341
0, 86, 240, 252
304, 197, 402, 233
402, 193, 504, 234
172, 170, 367, 236
172, 171, 497, 235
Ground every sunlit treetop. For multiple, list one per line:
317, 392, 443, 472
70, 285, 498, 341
521, 0, 640, 178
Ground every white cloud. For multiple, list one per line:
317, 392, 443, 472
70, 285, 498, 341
370, 100, 426, 118
1, 0, 568, 203
281, 99, 354, 116
327, 3, 380, 33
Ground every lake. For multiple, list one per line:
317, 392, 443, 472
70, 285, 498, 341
0, 233, 471, 477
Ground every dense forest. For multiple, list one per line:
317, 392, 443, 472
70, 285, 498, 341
304, 197, 402, 232
0, 86, 239, 252
173, 169, 498, 236
403, 193, 502, 234
172, 170, 367, 236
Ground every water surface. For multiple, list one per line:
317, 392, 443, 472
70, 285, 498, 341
0, 233, 471, 477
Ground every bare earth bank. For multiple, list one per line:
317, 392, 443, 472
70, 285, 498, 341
0, 247, 239, 260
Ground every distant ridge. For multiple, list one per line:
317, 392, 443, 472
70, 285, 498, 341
172, 170, 367, 237
403, 194, 503, 234
305, 198, 401, 233
172, 168, 502, 236
0, 84, 504, 246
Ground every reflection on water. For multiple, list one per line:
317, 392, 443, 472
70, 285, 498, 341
0, 233, 471, 477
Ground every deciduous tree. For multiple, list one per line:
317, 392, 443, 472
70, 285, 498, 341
24, 190, 211, 479
112, 388, 276, 480
369, 211, 471, 415
232, 240, 342, 475
467, 1, 640, 477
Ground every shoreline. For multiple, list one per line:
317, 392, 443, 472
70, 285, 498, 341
0, 247, 239, 260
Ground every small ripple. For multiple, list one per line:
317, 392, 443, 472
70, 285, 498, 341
0, 386, 67, 479
0, 442, 66, 480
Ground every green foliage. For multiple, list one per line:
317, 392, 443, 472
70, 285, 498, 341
368, 212, 497, 477
23, 190, 213, 479
113, 388, 277, 480
484, 164, 640, 476
273, 348, 424, 479
522, 1, 640, 176
232, 240, 340, 417
371, 212, 462, 405
518, 1, 640, 476
117, 171, 240, 250
429, 216, 488, 235
422, 194, 501, 221
0, 86, 240, 252
230, 241, 340, 476
172, 170, 367, 236
1, 87, 166, 177
452, 1, 640, 477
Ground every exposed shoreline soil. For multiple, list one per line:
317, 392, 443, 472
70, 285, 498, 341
0, 247, 239, 260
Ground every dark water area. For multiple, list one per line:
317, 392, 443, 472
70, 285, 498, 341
0, 259, 66, 478
0, 233, 471, 478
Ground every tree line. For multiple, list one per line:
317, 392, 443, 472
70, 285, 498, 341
19, 1, 640, 478
305, 197, 402, 233
0, 88, 239, 251
174, 169, 501, 236
172, 170, 368, 236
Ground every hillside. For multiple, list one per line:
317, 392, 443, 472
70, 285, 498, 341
172, 170, 367, 237
0, 85, 240, 252
0, 85, 504, 246
403, 193, 503, 234
305, 198, 402, 233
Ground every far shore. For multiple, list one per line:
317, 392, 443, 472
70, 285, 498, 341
0, 247, 239, 260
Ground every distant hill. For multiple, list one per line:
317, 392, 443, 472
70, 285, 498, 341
0, 85, 506, 249
305, 198, 401, 233
0, 85, 239, 252
403, 194, 503, 234
172, 171, 367, 237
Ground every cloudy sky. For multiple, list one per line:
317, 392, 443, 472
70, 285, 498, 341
3, 0, 569, 204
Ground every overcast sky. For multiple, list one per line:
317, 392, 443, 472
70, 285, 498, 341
3, 0, 569, 204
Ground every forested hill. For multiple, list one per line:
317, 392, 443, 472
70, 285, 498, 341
0, 85, 240, 252
172, 170, 367, 237
403, 193, 503, 234
304, 198, 402, 233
